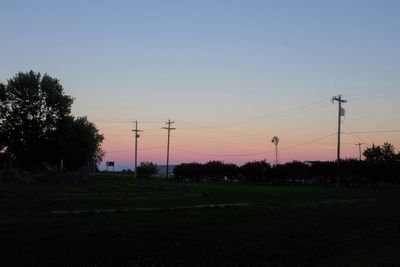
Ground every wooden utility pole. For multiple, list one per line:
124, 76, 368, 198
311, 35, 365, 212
355, 142, 364, 161
332, 95, 347, 187
162, 119, 176, 179
132, 121, 143, 178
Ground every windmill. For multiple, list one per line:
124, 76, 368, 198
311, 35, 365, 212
271, 136, 280, 165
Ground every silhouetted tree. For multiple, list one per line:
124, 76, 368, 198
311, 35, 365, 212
136, 162, 158, 178
240, 160, 271, 182
363, 142, 397, 162
203, 161, 239, 182
363, 144, 383, 162
173, 162, 204, 181
49, 116, 104, 170
173, 161, 239, 182
0, 71, 103, 170
382, 142, 396, 162
0, 83, 6, 152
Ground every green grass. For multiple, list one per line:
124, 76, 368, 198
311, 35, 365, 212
1, 174, 400, 266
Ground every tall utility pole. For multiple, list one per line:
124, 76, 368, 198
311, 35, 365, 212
162, 119, 176, 179
132, 121, 143, 178
355, 143, 364, 161
332, 94, 347, 187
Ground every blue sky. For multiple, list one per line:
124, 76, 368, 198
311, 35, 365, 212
1, 0, 399, 169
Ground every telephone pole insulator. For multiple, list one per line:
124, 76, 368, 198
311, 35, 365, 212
162, 119, 176, 179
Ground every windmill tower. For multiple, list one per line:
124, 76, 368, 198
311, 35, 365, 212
271, 136, 280, 165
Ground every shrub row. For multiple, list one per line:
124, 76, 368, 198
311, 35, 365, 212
173, 160, 400, 187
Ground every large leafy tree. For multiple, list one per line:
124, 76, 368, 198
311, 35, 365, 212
0, 71, 103, 170
50, 116, 104, 170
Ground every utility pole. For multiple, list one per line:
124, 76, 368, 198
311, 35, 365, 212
162, 119, 176, 179
132, 121, 143, 178
355, 143, 364, 161
332, 94, 347, 187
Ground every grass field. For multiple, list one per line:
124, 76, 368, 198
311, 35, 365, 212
1, 174, 400, 266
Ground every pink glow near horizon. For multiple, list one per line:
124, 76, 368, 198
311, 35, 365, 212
98, 125, 399, 170
2, 1, 399, 171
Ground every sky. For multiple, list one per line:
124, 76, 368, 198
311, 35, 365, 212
1, 0, 399, 170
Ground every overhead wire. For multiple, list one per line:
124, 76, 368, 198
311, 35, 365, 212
104, 146, 164, 154
96, 93, 399, 161
177, 97, 329, 130
170, 133, 336, 158
279, 133, 337, 151
341, 122, 369, 145
342, 129, 400, 134
345, 88, 400, 98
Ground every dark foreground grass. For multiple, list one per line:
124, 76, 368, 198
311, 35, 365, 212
1, 175, 399, 266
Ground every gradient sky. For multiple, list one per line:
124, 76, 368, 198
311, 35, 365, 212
1, 0, 400, 170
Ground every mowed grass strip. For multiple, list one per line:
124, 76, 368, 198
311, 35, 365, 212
0, 174, 399, 266
50, 202, 250, 215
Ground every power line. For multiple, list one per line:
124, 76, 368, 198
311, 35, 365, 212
279, 133, 337, 151
104, 127, 398, 156
173, 134, 268, 149
171, 133, 336, 158
349, 91, 400, 102
92, 120, 132, 123
342, 129, 400, 134
104, 147, 164, 154
345, 88, 400, 98
91, 119, 164, 124
177, 98, 329, 130
170, 147, 270, 157
341, 122, 369, 145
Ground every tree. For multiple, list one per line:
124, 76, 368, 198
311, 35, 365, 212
49, 116, 104, 170
203, 161, 239, 182
363, 142, 397, 163
0, 82, 6, 152
173, 162, 204, 181
0, 71, 103, 170
136, 162, 158, 178
382, 142, 396, 162
363, 144, 383, 162
240, 160, 271, 182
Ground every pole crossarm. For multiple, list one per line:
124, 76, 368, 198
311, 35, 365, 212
331, 95, 347, 104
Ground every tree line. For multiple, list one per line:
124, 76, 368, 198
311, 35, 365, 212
173, 142, 400, 187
